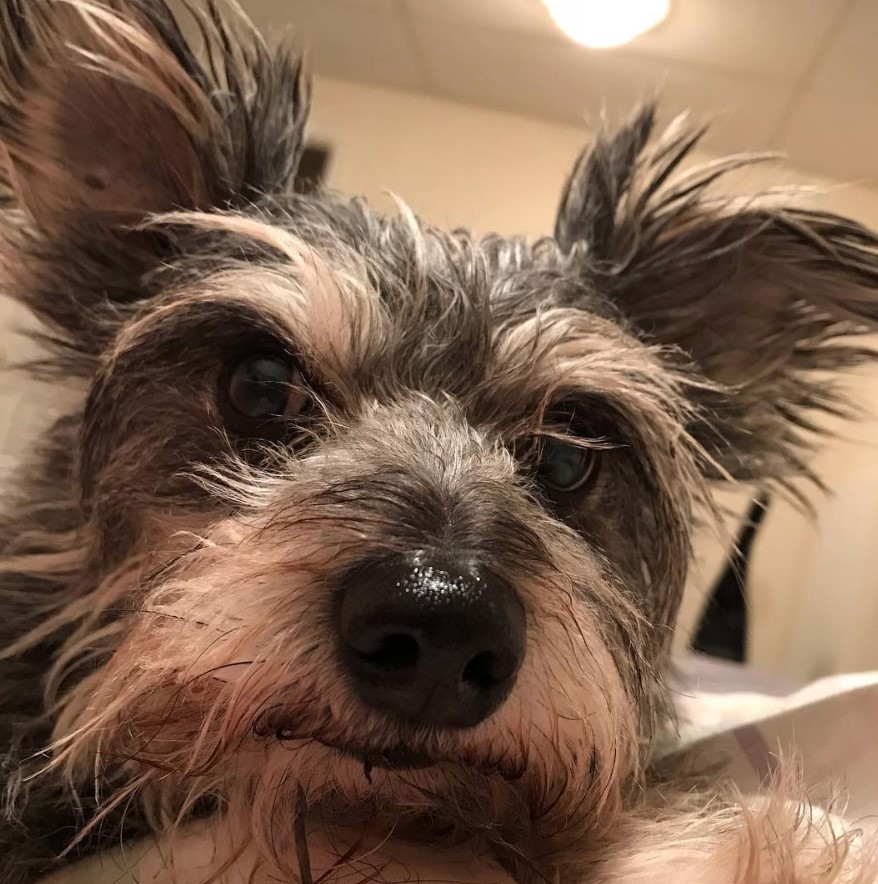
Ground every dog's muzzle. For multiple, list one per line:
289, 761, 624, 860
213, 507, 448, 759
336, 552, 526, 728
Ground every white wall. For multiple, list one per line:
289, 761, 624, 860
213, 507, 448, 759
307, 76, 878, 234
307, 76, 586, 239
0, 303, 69, 475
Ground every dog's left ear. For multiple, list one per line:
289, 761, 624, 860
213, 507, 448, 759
0, 0, 308, 233
555, 106, 878, 487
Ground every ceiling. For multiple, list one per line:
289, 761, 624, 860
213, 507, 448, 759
231, 0, 878, 187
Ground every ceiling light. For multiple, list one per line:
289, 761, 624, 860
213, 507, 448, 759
542, 0, 670, 49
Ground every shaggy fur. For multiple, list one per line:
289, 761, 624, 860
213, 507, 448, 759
0, 2, 877, 882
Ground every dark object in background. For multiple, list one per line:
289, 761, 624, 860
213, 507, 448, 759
294, 143, 332, 193
692, 495, 770, 663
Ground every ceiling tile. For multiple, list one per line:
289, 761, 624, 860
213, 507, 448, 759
329, 0, 398, 9
403, 0, 556, 37
633, 0, 847, 84
775, 0, 878, 183
236, 0, 427, 91
414, 21, 791, 154
406, 0, 848, 85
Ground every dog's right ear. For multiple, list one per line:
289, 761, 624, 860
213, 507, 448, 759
0, 0, 309, 233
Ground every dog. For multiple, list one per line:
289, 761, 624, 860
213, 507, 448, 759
1, 1, 878, 882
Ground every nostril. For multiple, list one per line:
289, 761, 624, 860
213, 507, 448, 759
359, 632, 419, 672
462, 649, 509, 691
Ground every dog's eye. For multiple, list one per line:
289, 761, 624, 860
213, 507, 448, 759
223, 353, 309, 429
535, 437, 598, 494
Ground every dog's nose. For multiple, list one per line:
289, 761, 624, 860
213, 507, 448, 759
336, 554, 526, 729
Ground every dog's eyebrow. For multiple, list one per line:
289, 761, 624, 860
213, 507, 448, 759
492, 309, 684, 399
124, 211, 385, 383
149, 212, 319, 266
106, 292, 299, 363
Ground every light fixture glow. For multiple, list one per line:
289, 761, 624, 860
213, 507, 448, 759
542, 0, 670, 49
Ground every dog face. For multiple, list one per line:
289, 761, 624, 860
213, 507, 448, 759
4, 1, 878, 878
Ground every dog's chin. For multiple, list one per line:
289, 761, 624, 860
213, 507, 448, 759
248, 732, 493, 847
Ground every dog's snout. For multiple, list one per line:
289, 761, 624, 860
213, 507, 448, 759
337, 554, 526, 729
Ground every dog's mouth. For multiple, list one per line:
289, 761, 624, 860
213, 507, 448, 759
268, 723, 438, 772
265, 718, 523, 780
315, 737, 436, 772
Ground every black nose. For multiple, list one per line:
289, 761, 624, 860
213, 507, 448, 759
336, 554, 526, 729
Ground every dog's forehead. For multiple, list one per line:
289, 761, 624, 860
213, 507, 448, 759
155, 201, 646, 421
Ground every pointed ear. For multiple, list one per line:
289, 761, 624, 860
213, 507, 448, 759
0, 0, 309, 232
556, 106, 878, 487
